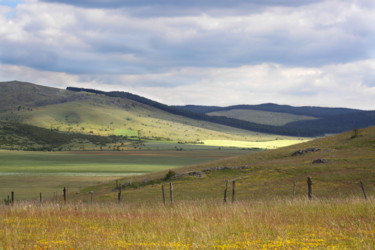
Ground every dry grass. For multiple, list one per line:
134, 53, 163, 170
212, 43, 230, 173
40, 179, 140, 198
0, 198, 374, 249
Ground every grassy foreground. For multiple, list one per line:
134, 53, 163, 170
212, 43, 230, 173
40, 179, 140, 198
1, 199, 374, 249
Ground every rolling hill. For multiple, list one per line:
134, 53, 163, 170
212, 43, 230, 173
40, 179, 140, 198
67, 87, 323, 136
286, 110, 375, 133
1, 81, 374, 149
81, 126, 375, 202
176, 104, 374, 133
0, 81, 305, 148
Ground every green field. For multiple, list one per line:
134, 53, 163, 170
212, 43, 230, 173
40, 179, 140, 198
0, 149, 251, 200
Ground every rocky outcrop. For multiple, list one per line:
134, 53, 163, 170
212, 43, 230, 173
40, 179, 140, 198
292, 148, 320, 156
312, 158, 329, 164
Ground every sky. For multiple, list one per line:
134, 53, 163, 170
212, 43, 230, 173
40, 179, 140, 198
0, 0, 374, 109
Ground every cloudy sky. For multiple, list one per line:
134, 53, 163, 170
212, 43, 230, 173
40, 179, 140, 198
0, 0, 374, 109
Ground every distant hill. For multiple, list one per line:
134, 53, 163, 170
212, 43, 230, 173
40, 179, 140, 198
1, 81, 374, 140
286, 111, 375, 134
175, 103, 362, 118
67, 87, 323, 137
2, 81, 301, 143
175, 104, 374, 134
0, 81, 93, 112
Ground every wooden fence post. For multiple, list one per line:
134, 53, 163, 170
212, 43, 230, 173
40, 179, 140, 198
292, 181, 296, 201
232, 180, 236, 204
170, 183, 174, 204
89, 191, 94, 203
360, 181, 368, 200
307, 177, 313, 200
118, 186, 122, 203
11, 191, 14, 206
162, 184, 166, 205
224, 180, 229, 203
63, 187, 67, 203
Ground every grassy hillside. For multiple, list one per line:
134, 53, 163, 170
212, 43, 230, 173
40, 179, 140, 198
81, 126, 375, 202
68, 87, 324, 136
286, 110, 375, 134
0, 81, 308, 146
207, 109, 316, 126
0, 81, 94, 112
178, 103, 375, 134
0, 121, 133, 151
176, 103, 361, 117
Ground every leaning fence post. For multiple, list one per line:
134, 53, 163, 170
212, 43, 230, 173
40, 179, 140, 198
224, 180, 229, 203
360, 181, 368, 200
292, 181, 296, 201
63, 187, 67, 203
89, 191, 94, 203
162, 184, 166, 205
307, 177, 313, 200
170, 183, 174, 204
232, 180, 236, 204
118, 186, 122, 203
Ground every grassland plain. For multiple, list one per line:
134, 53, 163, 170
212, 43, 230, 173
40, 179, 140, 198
0, 149, 251, 200
0, 199, 374, 249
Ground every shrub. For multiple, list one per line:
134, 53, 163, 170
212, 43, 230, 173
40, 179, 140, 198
164, 170, 176, 180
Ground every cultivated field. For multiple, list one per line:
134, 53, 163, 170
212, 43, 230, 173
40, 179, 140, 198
0, 199, 374, 249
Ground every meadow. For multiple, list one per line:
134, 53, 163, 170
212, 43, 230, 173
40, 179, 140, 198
0, 149, 251, 200
0, 199, 374, 249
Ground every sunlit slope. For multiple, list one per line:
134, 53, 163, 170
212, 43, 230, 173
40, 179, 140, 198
84, 126, 375, 202
0, 81, 310, 143
207, 109, 316, 126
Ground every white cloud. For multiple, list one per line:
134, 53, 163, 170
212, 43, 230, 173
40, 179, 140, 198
0, 0, 374, 110
1, 60, 375, 110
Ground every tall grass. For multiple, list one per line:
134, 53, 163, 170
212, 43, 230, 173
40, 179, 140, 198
1, 198, 374, 249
